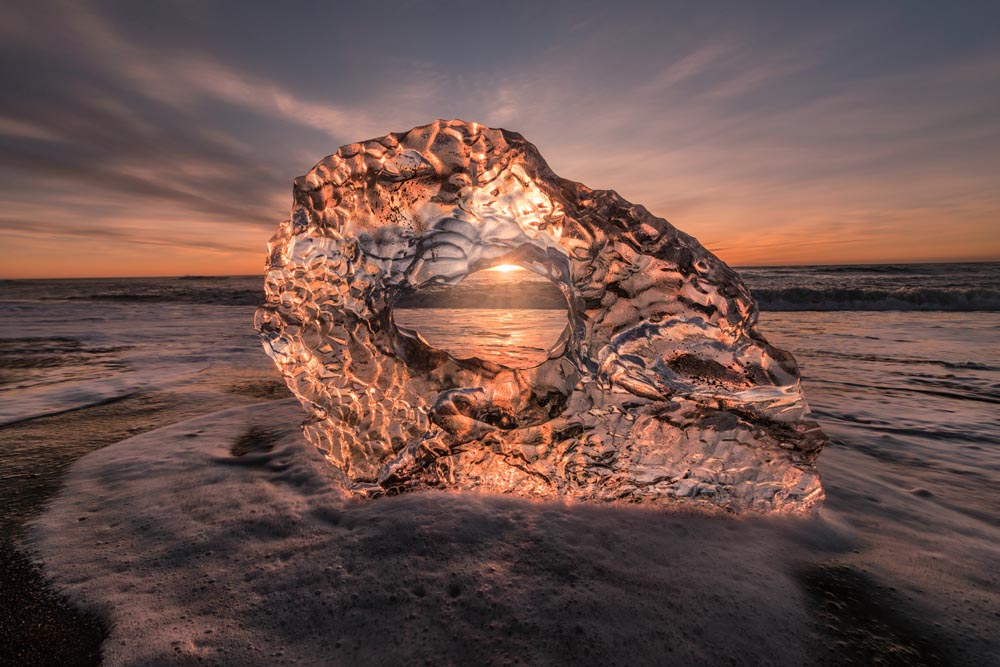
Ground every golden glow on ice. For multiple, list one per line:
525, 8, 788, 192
256, 119, 826, 513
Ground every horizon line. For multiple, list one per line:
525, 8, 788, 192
3, 258, 998, 281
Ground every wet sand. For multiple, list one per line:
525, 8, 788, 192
0, 374, 290, 666
30, 398, 996, 666
3, 285, 996, 665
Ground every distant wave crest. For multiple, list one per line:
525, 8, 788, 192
33, 287, 1000, 311
753, 287, 1000, 311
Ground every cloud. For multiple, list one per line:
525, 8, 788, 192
0, 0, 998, 276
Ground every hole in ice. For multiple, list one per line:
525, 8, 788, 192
393, 265, 569, 369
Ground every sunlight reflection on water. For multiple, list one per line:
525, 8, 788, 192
392, 308, 568, 368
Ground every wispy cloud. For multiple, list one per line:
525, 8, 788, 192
1, 0, 998, 276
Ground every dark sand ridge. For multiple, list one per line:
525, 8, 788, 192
0, 370, 289, 667
29, 399, 994, 667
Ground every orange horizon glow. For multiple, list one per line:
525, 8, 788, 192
3, 173, 997, 280
2, 3, 998, 280
1, 234, 998, 280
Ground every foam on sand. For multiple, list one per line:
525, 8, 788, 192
29, 401, 832, 665
31, 398, 996, 665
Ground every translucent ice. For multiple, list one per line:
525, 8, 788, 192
255, 120, 825, 513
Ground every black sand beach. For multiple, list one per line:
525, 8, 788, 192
3, 0, 999, 661
0, 374, 289, 666
27, 400, 982, 666
2, 272, 998, 666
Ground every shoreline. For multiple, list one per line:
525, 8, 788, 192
29, 399, 988, 666
2, 307, 996, 665
0, 376, 290, 666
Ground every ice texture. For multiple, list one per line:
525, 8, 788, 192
255, 119, 826, 513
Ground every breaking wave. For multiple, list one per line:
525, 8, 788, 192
753, 287, 1000, 311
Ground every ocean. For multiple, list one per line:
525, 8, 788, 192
4, 260, 995, 309
1, 261, 996, 432
2, 261, 996, 439
1, 262, 998, 663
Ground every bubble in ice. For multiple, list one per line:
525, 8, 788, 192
254, 120, 826, 513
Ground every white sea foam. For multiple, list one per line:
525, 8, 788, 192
18, 301, 1000, 665
31, 400, 851, 666
32, 385, 999, 665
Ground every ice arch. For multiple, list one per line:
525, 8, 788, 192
255, 119, 826, 513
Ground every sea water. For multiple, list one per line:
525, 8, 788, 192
1, 263, 996, 426
4, 264, 998, 662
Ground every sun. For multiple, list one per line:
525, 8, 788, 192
488, 264, 523, 273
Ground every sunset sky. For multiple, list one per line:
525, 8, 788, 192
1, 1, 998, 278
